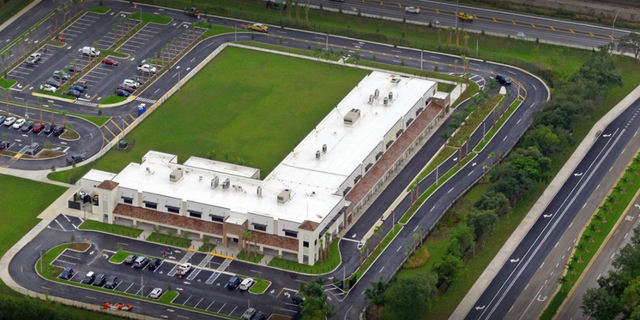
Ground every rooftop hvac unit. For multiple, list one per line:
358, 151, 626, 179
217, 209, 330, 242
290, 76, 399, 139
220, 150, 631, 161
257, 186, 262, 197
277, 188, 291, 204
222, 178, 230, 190
343, 108, 361, 125
211, 176, 219, 189
374, 89, 379, 98
383, 97, 388, 106
368, 94, 374, 104
316, 150, 321, 160
169, 168, 183, 182
322, 144, 327, 153
389, 91, 394, 100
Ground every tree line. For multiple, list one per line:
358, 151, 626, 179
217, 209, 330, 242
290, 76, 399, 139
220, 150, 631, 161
366, 48, 622, 320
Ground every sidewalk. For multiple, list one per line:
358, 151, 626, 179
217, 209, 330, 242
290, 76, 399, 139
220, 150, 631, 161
451, 83, 640, 319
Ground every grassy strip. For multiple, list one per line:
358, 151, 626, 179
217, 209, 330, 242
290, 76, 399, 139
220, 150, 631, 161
540, 158, 640, 319
237, 251, 264, 263
198, 243, 217, 253
109, 250, 131, 264
409, 146, 457, 190
0, 78, 17, 89
449, 95, 505, 148
100, 95, 126, 104
36, 243, 70, 278
474, 100, 523, 152
249, 278, 271, 294
33, 90, 76, 101
87, 7, 110, 14
79, 219, 143, 238
401, 154, 477, 224
269, 238, 340, 274
71, 114, 111, 127
128, 12, 172, 25
147, 232, 192, 249
158, 290, 178, 303
193, 22, 237, 39
100, 49, 128, 58
354, 224, 403, 280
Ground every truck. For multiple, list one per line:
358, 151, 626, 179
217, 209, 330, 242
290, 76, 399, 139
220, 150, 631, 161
82, 46, 100, 57
457, 12, 474, 21
137, 63, 157, 74
185, 7, 200, 18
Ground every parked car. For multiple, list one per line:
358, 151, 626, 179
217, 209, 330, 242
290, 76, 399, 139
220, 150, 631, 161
0, 141, 8, 150
66, 154, 86, 165
149, 288, 163, 299
117, 84, 135, 93
32, 122, 45, 133
0, 116, 5, 124
137, 63, 157, 73
102, 57, 119, 66
81, 271, 95, 284
123, 79, 141, 88
124, 254, 138, 264
24, 143, 40, 156
12, 118, 26, 129
3, 117, 16, 126
43, 123, 54, 134
148, 258, 162, 270
93, 274, 106, 286
20, 121, 34, 132
292, 294, 305, 304
177, 262, 192, 277
66, 89, 81, 98
116, 89, 130, 97
43, 84, 58, 92
405, 6, 420, 13
26, 53, 41, 65
65, 64, 83, 73
52, 70, 70, 80
71, 85, 85, 93
74, 80, 88, 89
239, 278, 255, 291
247, 23, 268, 33
133, 256, 149, 268
495, 74, 512, 85
59, 267, 74, 280
52, 125, 65, 136
227, 276, 242, 290
241, 308, 256, 320
255, 311, 267, 320
104, 275, 119, 289
45, 78, 61, 88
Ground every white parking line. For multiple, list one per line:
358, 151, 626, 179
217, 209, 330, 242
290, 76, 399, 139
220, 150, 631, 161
228, 306, 238, 315
124, 283, 134, 292
206, 301, 214, 310
217, 303, 226, 313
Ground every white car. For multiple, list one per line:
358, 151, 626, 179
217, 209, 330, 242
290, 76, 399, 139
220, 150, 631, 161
149, 287, 163, 299
405, 6, 420, 14
26, 53, 41, 65
177, 262, 192, 276
239, 277, 255, 291
3, 117, 16, 126
43, 84, 57, 92
12, 118, 26, 129
137, 63, 157, 73
123, 79, 141, 89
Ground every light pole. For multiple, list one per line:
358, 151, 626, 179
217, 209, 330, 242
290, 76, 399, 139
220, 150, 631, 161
420, 50, 423, 71
611, 10, 620, 44
326, 33, 329, 51
454, 0, 459, 30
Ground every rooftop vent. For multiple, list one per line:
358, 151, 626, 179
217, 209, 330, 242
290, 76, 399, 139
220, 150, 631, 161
389, 91, 394, 100
257, 186, 262, 197
344, 108, 361, 125
277, 188, 291, 204
322, 144, 327, 153
211, 176, 219, 189
222, 178, 230, 190
383, 97, 388, 106
368, 94, 374, 104
391, 76, 401, 84
169, 168, 183, 182
316, 150, 321, 160
374, 89, 379, 98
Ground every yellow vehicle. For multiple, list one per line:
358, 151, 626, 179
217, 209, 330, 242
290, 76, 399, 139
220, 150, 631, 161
457, 12, 474, 21
185, 6, 200, 18
247, 23, 269, 33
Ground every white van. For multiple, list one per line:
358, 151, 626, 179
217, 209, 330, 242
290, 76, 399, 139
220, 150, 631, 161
123, 79, 141, 89
82, 46, 100, 57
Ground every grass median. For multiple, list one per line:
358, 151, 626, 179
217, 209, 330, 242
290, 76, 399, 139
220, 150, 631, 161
269, 239, 340, 274
79, 219, 143, 238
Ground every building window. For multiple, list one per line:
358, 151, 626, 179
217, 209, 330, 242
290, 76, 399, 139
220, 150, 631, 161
252, 223, 267, 232
144, 201, 157, 209
166, 206, 180, 214
303, 241, 309, 248
210, 215, 224, 223
189, 211, 202, 218
284, 229, 298, 238
121, 197, 133, 204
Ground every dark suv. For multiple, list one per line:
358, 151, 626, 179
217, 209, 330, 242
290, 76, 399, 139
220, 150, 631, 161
66, 154, 86, 165
59, 267, 74, 280
93, 274, 106, 286
133, 256, 149, 268
148, 258, 162, 270
104, 275, 119, 289
227, 276, 242, 290
495, 74, 511, 85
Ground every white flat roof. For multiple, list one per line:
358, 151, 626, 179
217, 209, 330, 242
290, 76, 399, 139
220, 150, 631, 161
83, 169, 117, 182
105, 71, 435, 224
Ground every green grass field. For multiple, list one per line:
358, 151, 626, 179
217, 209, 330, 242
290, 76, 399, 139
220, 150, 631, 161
128, 12, 172, 25
100, 95, 126, 104
49, 47, 368, 183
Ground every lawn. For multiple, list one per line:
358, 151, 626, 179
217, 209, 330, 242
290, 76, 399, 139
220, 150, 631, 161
87, 7, 110, 14
0, 78, 16, 89
100, 95, 127, 105
79, 219, 143, 238
193, 22, 237, 39
109, 250, 131, 264
249, 278, 271, 294
49, 47, 368, 182
147, 232, 192, 249
237, 250, 264, 263
128, 12, 172, 25
269, 238, 341, 274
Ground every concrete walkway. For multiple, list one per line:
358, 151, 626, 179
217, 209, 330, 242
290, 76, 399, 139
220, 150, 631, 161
452, 83, 640, 319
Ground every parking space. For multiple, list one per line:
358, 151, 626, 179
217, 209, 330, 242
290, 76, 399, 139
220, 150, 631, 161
58, 13, 101, 43
96, 14, 139, 49
119, 23, 161, 56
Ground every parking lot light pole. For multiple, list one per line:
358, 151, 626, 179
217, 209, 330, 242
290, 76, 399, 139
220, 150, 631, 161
454, 0, 459, 30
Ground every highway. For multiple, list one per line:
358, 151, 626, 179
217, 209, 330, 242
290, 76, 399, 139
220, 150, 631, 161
0, 1, 637, 320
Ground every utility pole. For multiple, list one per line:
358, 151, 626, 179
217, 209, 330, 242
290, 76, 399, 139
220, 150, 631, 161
420, 50, 423, 71
454, 0, 460, 30
612, 10, 620, 44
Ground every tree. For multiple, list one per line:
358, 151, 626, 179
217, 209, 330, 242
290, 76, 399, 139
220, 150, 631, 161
252, 231, 258, 259
4, 88, 9, 115
420, 227, 426, 246
582, 287, 623, 320
448, 225, 475, 258
299, 277, 335, 320
386, 272, 438, 320
61, 111, 67, 128
617, 32, 640, 60
433, 254, 464, 288
364, 277, 387, 320
466, 209, 499, 247
475, 190, 512, 217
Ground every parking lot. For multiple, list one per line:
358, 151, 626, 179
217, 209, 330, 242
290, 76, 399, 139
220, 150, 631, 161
50, 246, 300, 319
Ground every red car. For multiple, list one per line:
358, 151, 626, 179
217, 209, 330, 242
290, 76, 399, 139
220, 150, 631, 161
101, 58, 119, 66
117, 84, 135, 93
32, 122, 45, 133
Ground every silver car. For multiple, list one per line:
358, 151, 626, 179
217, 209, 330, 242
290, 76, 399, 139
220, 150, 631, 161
405, 6, 420, 14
